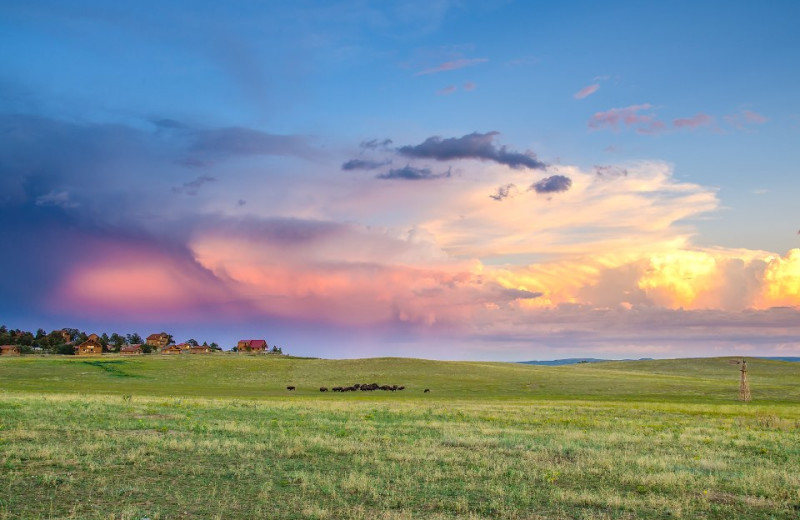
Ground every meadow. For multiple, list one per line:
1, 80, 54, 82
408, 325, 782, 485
1, 355, 799, 519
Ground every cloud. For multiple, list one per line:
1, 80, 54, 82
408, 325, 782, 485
172, 175, 217, 196
436, 85, 457, 95
413, 58, 488, 76
398, 132, 546, 170
725, 110, 768, 129
35, 190, 79, 208
489, 183, 517, 201
360, 138, 393, 150
574, 84, 600, 99
189, 127, 312, 158
341, 159, 392, 171
743, 110, 768, 124
673, 113, 713, 129
463, 82, 476, 91
636, 120, 667, 135
376, 165, 451, 180
530, 175, 572, 194
151, 118, 187, 129
588, 104, 657, 131
594, 165, 628, 178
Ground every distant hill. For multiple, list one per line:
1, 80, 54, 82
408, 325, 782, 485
1, 355, 799, 403
518, 358, 653, 366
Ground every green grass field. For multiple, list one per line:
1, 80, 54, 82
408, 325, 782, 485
1, 355, 799, 519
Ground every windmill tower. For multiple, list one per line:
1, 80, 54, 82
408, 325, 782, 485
730, 358, 751, 401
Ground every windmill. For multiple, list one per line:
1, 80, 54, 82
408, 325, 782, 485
729, 358, 751, 402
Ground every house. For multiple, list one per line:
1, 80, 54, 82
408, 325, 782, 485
162, 344, 182, 355
178, 343, 191, 352
190, 345, 212, 354
75, 334, 103, 355
146, 332, 171, 349
237, 339, 268, 353
120, 344, 143, 355
0, 345, 20, 356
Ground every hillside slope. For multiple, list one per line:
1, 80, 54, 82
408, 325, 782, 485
2, 355, 799, 403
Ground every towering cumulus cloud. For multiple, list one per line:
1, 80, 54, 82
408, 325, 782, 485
398, 132, 546, 170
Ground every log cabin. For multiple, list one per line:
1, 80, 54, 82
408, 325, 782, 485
0, 345, 20, 356
75, 334, 103, 355
237, 339, 268, 353
145, 332, 171, 350
120, 344, 143, 355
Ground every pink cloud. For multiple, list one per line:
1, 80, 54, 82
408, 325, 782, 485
53, 239, 241, 322
724, 109, 768, 129
414, 58, 488, 76
436, 85, 457, 95
743, 110, 768, 124
463, 82, 476, 91
588, 104, 656, 131
574, 84, 600, 99
673, 113, 713, 129
636, 120, 667, 135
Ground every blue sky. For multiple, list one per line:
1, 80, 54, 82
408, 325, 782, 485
1, 1, 799, 359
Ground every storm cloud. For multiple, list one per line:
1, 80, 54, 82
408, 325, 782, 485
530, 175, 572, 194
360, 138, 393, 150
172, 175, 217, 195
189, 127, 311, 158
376, 165, 451, 180
489, 183, 517, 201
341, 159, 392, 171
397, 132, 547, 170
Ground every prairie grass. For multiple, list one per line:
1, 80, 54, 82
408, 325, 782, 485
1, 394, 799, 519
1, 356, 799, 518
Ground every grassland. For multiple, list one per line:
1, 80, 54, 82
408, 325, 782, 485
1, 355, 799, 519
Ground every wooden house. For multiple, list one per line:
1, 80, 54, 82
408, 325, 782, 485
162, 344, 182, 355
190, 345, 212, 354
75, 334, 103, 355
120, 344, 143, 356
0, 345, 20, 356
237, 339, 268, 353
146, 332, 170, 349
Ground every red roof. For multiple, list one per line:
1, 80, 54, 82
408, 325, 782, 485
242, 339, 267, 349
1, 345, 18, 350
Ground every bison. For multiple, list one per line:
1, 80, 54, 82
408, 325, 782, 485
286, 386, 296, 391
320, 387, 328, 392
424, 388, 430, 393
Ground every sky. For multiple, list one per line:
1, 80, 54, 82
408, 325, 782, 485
1, 1, 799, 360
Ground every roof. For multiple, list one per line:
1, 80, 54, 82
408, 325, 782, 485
241, 339, 267, 349
0, 345, 18, 350
120, 344, 142, 352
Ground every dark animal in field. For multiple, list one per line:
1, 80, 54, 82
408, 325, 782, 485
424, 388, 430, 393
398, 386, 405, 391
286, 386, 296, 391
332, 387, 343, 392
353, 384, 361, 390
390, 385, 398, 391
380, 385, 390, 391
320, 387, 328, 392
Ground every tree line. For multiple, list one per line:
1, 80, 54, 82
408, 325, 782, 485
0, 326, 221, 355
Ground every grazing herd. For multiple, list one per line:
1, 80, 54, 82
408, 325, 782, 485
286, 383, 429, 393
